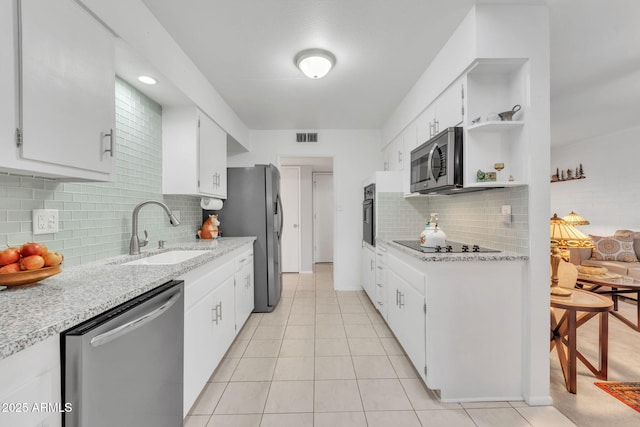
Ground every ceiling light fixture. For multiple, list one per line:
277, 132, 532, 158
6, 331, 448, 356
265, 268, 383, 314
294, 49, 336, 79
138, 75, 157, 85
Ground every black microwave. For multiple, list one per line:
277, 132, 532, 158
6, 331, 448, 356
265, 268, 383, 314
410, 127, 464, 194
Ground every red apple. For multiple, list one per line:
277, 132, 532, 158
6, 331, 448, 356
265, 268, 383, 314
20, 242, 45, 257
0, 263, 21, 274
0, 247, 20, 266
43, 251, 63, 267
20, 255, 45, 271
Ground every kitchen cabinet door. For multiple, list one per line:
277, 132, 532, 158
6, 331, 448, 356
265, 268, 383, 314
199, 113, 227, 199
387, 257, 426, 380
0, 336, 62, 427
211, 275, 236, 365
184, 287, 219, 413
436, 79, 464, 130
0, 1, 16, 163
361, 245, 376, 302
163, 107, 228, 198
18, 0, 115, 179
235, 250, 255, 331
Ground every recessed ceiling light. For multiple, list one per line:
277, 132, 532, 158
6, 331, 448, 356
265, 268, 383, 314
294, 49, 336, 79
138, 75, 157, 85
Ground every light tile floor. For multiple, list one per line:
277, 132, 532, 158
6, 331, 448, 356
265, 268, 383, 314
185, 264, 576, 427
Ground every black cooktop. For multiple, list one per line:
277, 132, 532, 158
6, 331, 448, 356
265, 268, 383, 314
393, 240, 500, 254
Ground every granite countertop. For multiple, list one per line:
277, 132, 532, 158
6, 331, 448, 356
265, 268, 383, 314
0, 237, 255, 360
378, 239, 529, 262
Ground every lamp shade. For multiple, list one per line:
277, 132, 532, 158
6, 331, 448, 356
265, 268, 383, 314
562, 211, 590, 226
295, 49, 336, 79
550, 213, 594, 248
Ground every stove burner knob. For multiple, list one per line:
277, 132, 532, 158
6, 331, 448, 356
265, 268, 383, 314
461, 245, 469, 252
435, 245, 442, 253
472, 245, 480, 252
445, 245, 453, 253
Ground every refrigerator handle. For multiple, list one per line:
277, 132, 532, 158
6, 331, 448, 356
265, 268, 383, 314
276, 193, 284, 241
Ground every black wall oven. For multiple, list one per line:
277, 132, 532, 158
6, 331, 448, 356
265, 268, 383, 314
363, 184, 375, 246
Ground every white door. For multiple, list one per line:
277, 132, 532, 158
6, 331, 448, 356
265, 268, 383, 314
313, 173, 334, 262
281, 166, 300, 272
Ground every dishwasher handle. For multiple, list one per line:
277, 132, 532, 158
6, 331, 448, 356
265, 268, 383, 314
90, 289, 183, 348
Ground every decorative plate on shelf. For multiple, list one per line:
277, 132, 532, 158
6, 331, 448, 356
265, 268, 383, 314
0, 266, 62, 287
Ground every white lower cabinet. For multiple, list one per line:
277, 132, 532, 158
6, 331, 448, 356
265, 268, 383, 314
363, 244, 526, 402
374, 245, 388, 318
0, 336, 61, 427
361, 245, 376, 303
235, 249, 255, 330
387, 254, 426, 381
181, 243, 254, 416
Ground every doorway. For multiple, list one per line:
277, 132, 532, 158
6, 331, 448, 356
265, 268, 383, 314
279, 157, 333, 274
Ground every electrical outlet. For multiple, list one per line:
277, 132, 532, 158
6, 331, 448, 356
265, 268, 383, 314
500, 205, 512, 225
32, 209, 59, 235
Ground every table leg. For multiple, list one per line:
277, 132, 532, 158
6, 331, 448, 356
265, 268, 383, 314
599, 311, 608, 380
568, 309, 577, 393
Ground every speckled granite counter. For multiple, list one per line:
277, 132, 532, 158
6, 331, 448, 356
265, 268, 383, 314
378, 239, 529, 262
0, 237, 255, 360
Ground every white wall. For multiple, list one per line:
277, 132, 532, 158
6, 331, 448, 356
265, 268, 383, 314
551, 125, 640, 236
228, 130, 381, 290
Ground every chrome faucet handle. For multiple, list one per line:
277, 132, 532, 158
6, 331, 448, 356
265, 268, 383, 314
158, 240, 166, 249
139, 230, 149, 248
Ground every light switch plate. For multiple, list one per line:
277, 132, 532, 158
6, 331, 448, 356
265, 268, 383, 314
32, 209, 59, 234
500, 205, 512, 225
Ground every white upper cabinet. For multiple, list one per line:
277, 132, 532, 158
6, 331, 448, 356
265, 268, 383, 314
162, 107, 227, 199
4, 0, 116, 181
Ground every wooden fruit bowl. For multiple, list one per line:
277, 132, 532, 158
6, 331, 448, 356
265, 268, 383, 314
0, 265, 62, 287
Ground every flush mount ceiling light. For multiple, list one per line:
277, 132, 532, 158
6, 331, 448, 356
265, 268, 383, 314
294, 49, 336, 79
138, 75, 157, 85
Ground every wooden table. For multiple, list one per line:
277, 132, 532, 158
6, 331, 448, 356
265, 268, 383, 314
550, 288, 613, 393
577, 273, 640, 331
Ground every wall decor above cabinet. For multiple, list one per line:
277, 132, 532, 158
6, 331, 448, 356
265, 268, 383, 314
0, 0, 116, 181
162, 106, 227, 199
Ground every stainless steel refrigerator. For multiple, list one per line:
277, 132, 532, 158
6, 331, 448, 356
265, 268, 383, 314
205, 164, 282, 312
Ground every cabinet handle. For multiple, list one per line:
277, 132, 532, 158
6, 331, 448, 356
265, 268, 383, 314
384, 161, 389, 171
398, 150, 402, 164
399, 292, 405, 308
370, 259, 374, 271
434, 120, 440, 133
377, 266, 383, 270
217, 302, 223, 321
376, 282, 383, 287
396, 289, 400, 306
212, 305, 219, 324
103, 129, 114, 157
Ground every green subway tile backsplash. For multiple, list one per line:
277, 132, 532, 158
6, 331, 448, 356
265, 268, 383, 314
377, 187, 529, 254
0, 78, 203, 266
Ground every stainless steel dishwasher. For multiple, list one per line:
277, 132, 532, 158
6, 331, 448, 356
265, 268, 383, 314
62, 280, 184, 427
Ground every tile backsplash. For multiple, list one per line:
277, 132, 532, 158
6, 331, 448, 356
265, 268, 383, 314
377, 187, 529, 254
0, 78, 203, 266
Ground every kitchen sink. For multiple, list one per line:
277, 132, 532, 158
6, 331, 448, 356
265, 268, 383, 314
123, 250, 206, 265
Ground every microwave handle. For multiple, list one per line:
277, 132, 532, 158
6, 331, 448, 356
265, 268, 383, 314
426, 143, 438, 182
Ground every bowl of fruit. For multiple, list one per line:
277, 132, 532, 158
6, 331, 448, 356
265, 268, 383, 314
0, 242, 64, 287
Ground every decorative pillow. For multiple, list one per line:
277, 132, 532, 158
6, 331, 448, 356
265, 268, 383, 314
615, 230, 640, 260
590, 234, 639, 262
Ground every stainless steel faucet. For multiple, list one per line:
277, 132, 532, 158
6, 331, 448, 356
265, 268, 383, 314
129, 200, 180, 255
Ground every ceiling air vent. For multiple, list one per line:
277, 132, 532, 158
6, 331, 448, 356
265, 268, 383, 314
296, 132, 319, 143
